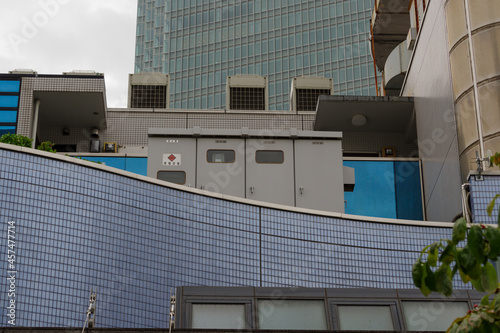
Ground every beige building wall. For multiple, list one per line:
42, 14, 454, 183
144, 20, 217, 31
445, 0, 500, 179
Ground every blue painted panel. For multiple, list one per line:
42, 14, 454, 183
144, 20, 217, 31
0, 95, 19, 107
0, 80, 20, 92
343, 161, 397, 219
75, 157, 147, 176
394, 161, 423, 220
0, 126, 15, 136
124, 157, 148, 175
0, 110, 18, 123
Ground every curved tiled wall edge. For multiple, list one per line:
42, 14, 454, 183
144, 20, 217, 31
0, 142, 454, 227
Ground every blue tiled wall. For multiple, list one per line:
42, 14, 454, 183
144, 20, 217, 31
0, 148, 455, 328
469, 174, 500, 224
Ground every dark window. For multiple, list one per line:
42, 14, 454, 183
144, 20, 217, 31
229, 87, 265, 110
157, 171, 186, 184
131, 85, 167, 108
207, 150, 235, 163
296, 88, 331, 111
256, 150, 284, 164
53, 144, 77, 152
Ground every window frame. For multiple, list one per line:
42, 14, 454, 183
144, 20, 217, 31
329, 299, 402, 331
255, 150, 284, 164
157, 170, 186, 184
184, 298, 254, 329
206, 149, 236, 163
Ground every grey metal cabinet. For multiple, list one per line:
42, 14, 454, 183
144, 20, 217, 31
147, 136, 197, 187
294, 140, 344, 213
196, 138, 246, 197
245, 139, 295, 206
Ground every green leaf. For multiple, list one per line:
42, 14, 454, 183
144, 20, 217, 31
487, 194, 500, 216
485, 227, 500, 259
457, 246, 481, 279
469, 225, 486, 263
453, 218, 467, 244
459, 267, 471, 284
480, 262, 498, 293
412, 260, 424, 289
468, 313, 482, 329
435, 264, 453, 296
424, 262, 437, 293
471, 275, 485, 292
478, 311, 496, 324
481, 294, 490, 306
428, 242, 440, 267
440, 243, 456, 265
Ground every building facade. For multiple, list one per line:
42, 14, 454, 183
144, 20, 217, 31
0, 143, 463, 328
134, 0, 378, 110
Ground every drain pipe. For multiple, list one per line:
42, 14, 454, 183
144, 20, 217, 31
464, 0, 486, 169
31, 99, 40, 149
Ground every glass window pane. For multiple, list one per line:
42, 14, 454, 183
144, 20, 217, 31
256, 150, 284, 164
258, 300, 327, 330
338, 305, 395, 331
402, 301, 469, 332
157, 171, 186, 184
207, 150, 235, 163
191, 304, 246, 329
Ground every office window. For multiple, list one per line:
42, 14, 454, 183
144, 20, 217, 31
258, 300, 327, 330
191, 304, 246, 329
157, 171, 186, 184
402, 302, 469, 331
256, 150, 284, 163
337, 305, 395, 331
207, 150, 235, 163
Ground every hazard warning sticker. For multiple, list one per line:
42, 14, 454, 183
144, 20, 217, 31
163, 153, 181, 166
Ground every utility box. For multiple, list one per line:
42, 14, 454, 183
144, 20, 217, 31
148, 128, 351, 213
290, 76, 333, 111
226, 75, 268, 110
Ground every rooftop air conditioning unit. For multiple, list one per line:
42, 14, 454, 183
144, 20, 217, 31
128, 73, 170, 109
290, 76, 333, 112
226, 75, 268, 111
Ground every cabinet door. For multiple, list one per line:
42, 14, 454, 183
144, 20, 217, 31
147, 137, 196, 187
245, 139, 295, 206
294, 140, 344, 213
196, 138, 246, 197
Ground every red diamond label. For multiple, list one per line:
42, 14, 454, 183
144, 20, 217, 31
168, 154, 176, 162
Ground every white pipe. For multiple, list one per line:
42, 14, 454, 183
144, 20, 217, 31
464, 0, 486, 169
31, 100, 40, 149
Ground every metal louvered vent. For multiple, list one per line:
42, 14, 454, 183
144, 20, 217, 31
296, 89, 331, 111
131, 85, 167, 108
229, 87, 266, 110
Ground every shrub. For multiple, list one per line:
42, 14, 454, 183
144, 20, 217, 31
0, 133, 32, 147
37, 141, 57, 153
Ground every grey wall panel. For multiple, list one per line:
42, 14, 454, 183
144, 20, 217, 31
147, 136, 196, 186
196, 138, 246, 197
294, 139, 344, 212
245, 139, 295, 206
401, 0, 462, 221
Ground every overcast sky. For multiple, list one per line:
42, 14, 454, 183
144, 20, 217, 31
0, 0, 138, 107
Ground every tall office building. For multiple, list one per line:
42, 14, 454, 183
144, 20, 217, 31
134, 0, 378, 110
